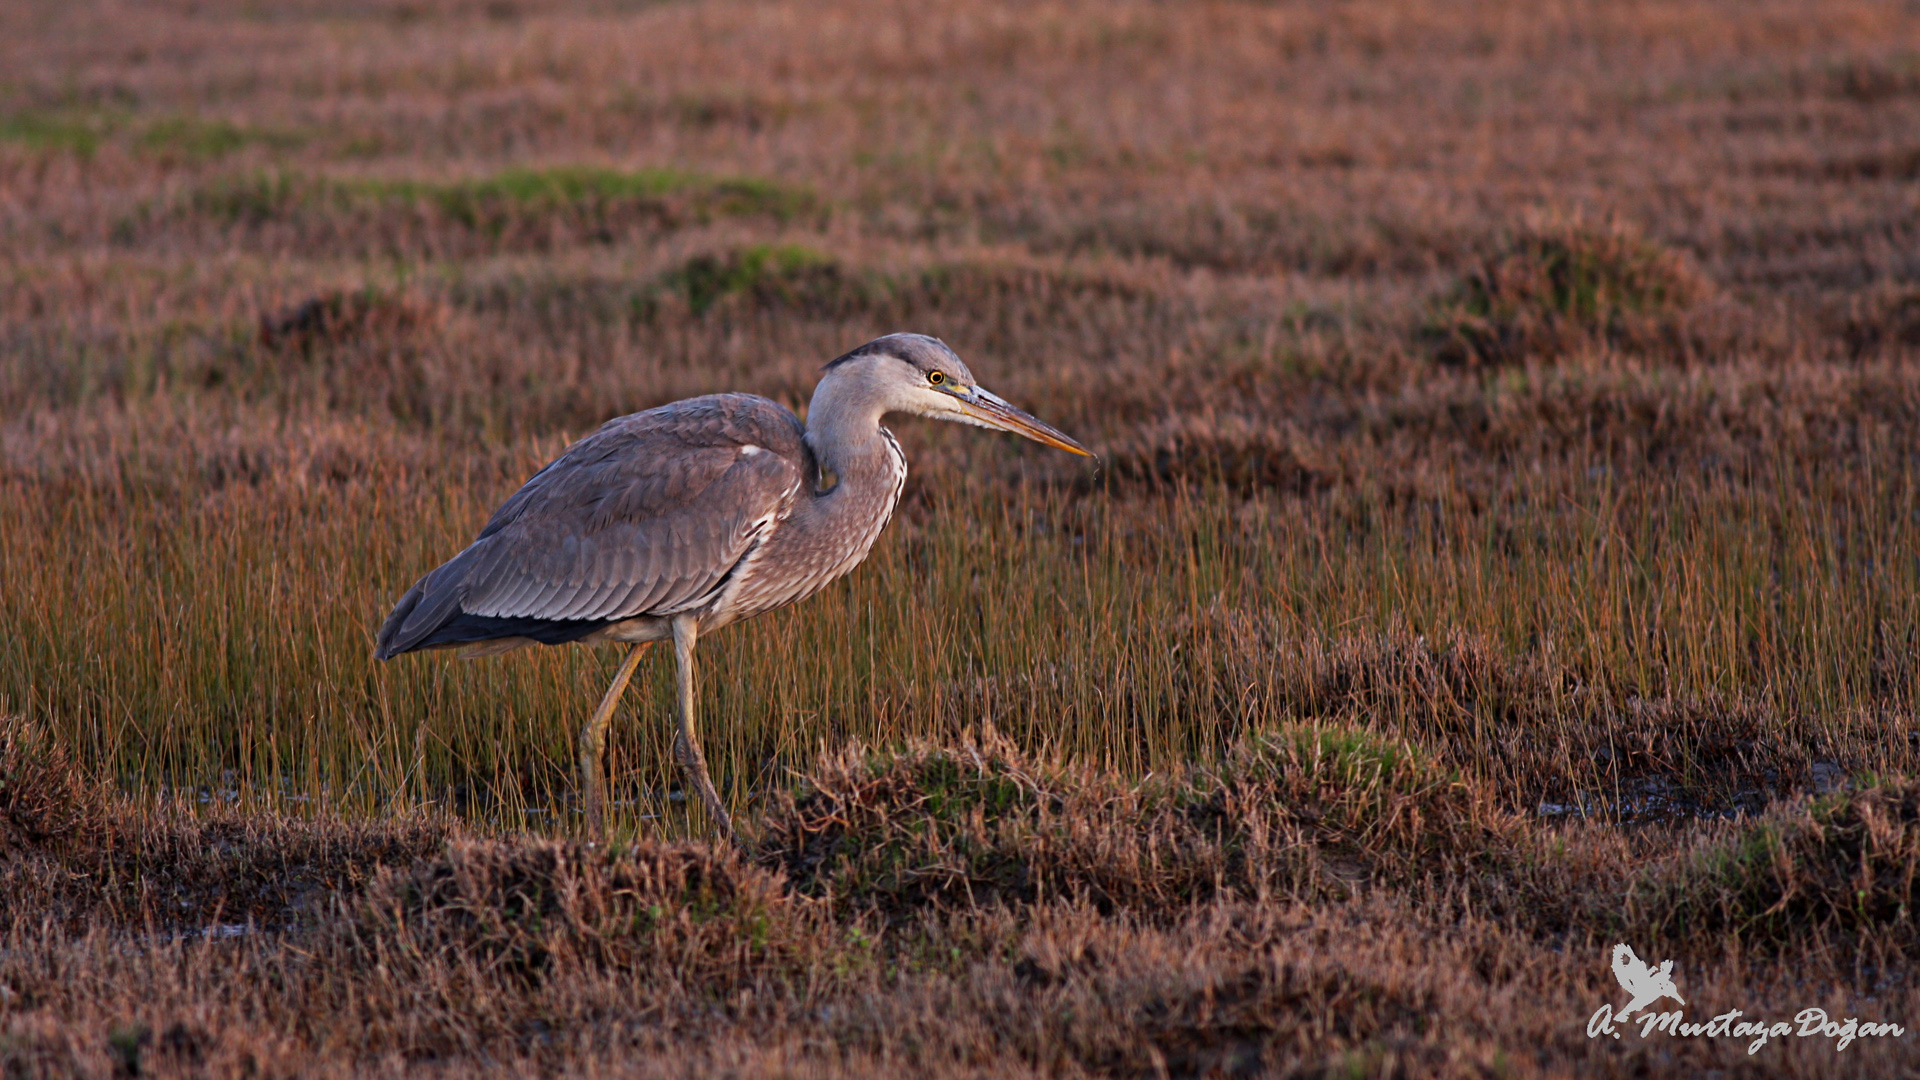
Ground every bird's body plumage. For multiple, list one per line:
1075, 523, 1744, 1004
375, 389, 912, 660
374, 333, 1087, 840
380, 394, 809, 657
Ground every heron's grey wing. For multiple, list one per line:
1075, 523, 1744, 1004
463, 443, 799, 619
375, 395, 808, 658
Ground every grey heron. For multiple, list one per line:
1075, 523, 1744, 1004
374, 333, 1091, 840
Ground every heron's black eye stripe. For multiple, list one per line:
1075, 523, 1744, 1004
928, 370, 945, 385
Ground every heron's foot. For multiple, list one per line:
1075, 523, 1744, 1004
674, 732, 738, 845
701, 792, 738, 846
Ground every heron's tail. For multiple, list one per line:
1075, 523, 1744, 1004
374, 545, 609, 659
374, 549, 474, 659
373, 579, 427, 660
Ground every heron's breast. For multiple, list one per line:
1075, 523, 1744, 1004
717, 441, 905, 625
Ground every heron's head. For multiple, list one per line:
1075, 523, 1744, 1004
820, 333, 1091, 456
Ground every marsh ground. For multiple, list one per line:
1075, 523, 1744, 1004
4, 0, 1920, 1075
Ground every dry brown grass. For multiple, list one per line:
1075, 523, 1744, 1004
6, 720, 1919, 1077
5, 0, 1920, 1073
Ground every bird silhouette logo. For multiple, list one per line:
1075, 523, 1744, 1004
1611, 944, 1686, 1019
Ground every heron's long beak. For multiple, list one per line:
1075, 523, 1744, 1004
959, 387, 1093, 456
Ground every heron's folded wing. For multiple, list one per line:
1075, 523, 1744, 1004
376, 395, 808, 657
463, 445, 801, 622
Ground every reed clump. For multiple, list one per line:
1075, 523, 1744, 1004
349, 838, 816, 994
0, 717, 104, 858
1424, 219, 1715, 367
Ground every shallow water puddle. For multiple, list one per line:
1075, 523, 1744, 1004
1536, 762, 1850, 824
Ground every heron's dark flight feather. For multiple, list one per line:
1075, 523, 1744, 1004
405, 612, 613, 651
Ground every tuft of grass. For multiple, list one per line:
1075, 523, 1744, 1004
660, 243, 859, 316
760, 724, 1517, 919
1840, 286, 1920, 358
1224, 724, 1472, 842
762, 733, 1071, 915
256, 288, 451, 352
350, 839, 815, 997
185, 170, 312, 224
1423, 218, 1713, 365
1, 718, 450, 930
1102, 413, 1336, 496
1630, 777, 1920, 951
0, 717, 105, 858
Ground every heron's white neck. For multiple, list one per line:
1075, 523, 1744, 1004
803, 360, 897, 485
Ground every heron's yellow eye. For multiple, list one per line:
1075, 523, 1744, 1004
928, 370, 946, 386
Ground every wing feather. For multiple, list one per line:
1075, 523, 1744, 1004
477, 564, 538, 619
589, 547, 645, 618
574, 573, 626, 621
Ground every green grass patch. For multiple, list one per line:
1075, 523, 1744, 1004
135, 116, 305, 160
635, 247, 1153, 322
0, 110, 303, 160
186, 166, 816, 232
1226, 723, 1458, 837
661, 243, 854, 315
0, 112, 111, 156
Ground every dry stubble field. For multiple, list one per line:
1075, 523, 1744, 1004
4, 0, 1920, 1076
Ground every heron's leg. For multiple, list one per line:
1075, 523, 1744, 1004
578, 642, 649, 842
670, 615, 736, 843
